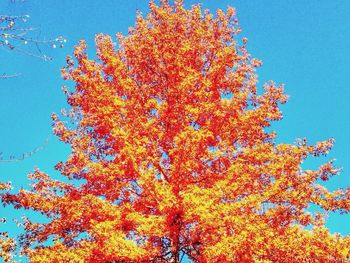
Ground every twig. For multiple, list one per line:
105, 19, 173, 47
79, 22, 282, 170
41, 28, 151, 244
0, 138, 49, 163
0, 72, 21, 79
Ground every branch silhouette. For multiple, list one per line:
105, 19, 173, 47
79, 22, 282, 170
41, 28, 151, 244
1, 4, 66, 78
0, 138, 49, 163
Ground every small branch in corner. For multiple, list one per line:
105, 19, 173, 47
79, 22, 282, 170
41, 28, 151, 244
0, 72, 21, 79
0, 137, 49, 163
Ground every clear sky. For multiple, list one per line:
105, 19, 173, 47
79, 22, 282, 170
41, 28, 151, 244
1, 0, 350, 260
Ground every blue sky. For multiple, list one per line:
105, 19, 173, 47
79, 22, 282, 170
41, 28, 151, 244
0, 0, 350, 259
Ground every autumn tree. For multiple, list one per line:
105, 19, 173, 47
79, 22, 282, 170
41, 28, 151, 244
1, 0, 350, 262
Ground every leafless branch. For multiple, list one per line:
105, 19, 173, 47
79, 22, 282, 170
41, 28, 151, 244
0, 9, 66, 78
0, 72, 21, 79
0, 138, 49, 163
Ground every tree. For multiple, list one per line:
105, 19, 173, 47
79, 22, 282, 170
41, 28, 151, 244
1, 0, 350, 261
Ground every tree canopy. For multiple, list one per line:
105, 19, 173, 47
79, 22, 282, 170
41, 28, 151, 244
1, 0, 350, 262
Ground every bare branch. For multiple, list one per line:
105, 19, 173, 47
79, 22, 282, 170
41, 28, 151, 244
0, 8, 66, 78
0, 72, 21, 79
0, 138, 49, 163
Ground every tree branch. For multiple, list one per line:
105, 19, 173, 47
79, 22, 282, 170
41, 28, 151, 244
0, 138, 48, 163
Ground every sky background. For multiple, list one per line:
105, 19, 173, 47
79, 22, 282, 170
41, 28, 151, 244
0, 0, 350, 261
